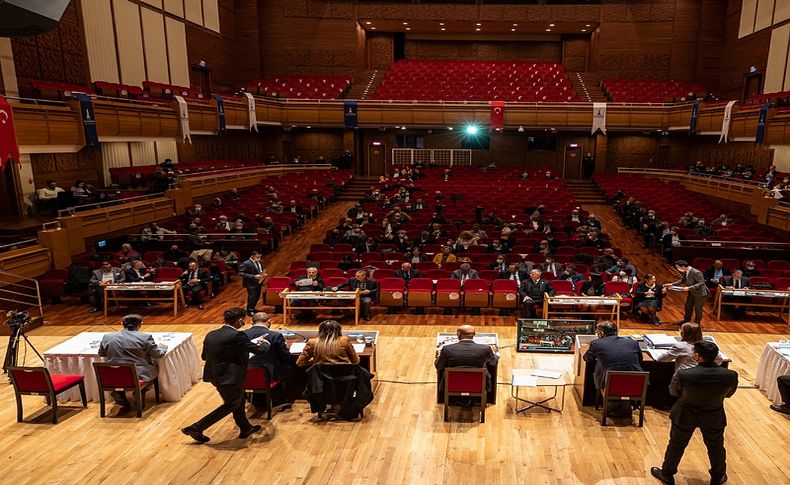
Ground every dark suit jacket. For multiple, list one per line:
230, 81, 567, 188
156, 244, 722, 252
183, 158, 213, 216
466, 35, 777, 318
498, 270, 529, 284
703, 266, 731, 285
674, 267, 710, 297
181, 267, 210, 287
337, 278, 380, 300
720, 276, 750, 289
201, 325, 270, 386
239, 259, 265, 289
669, 362, 738, 428
395, 268, 423, 284
244, 326, 292, 382
290, 274, 325, 291
435, 339, 499, 391
520, 278, 555, 300
124, 268, 153, 283
583, 335, 644, 389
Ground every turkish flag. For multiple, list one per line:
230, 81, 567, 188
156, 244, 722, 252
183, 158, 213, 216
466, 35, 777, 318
490, 101, 505, 130
0, 95, 20, 171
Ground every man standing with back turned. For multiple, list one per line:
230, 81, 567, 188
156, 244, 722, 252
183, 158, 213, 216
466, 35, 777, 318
665, 260, 709, 325
182, 307, 270, 443
651, 340, 738, 485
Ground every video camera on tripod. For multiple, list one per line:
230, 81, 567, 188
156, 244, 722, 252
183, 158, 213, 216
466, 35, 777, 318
5, 310, 31, 329
3, 310, 43, 376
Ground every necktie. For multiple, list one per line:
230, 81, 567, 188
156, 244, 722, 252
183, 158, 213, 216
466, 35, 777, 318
255, 261, 261, 273
191, 270, 196, 280
735, 279, 740, 289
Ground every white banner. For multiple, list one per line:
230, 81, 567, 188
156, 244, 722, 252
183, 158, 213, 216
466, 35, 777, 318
173, 95, 191, 144
592, 102, 607, 135
244, 92, 258, 132
719, 100, 737, 143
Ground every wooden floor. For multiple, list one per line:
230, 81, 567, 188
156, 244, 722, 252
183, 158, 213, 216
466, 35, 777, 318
2, 199, 789, 484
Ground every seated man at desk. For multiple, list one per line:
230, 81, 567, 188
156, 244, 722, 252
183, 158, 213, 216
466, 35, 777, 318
583, 321, 643, 416
89, 260, 126, 313
180, 260, 211, 310
289, 266, 324, 320
98, 314, 167, 408
720, 269, 750, 314
244, 312, 292, 408
435, 324, 499, 404
520, 269, 555, 318
332, 270, 379, 321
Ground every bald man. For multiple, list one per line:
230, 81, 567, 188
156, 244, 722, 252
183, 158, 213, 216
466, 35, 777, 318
435, 325, 499, 400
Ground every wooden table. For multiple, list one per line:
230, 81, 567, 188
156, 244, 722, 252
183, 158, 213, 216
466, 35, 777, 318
103, 281, 186, 317
714, 286, 790, 323
281, 289, 360, 325
543, 294, 622, 324
435, 332, 499, 405
283, 329, 379, 401
573, 334, 731, 409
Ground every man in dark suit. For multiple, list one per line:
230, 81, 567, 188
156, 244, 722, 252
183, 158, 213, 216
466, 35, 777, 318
499, 263, 529, 286
435, 324, 499, 400
720, 270, 749, 289
244, 312, 292, 408
238, 251, 267, 316
89, 260, 126, 313
665, 260, 710, 325
182, 307, 270, 443
450, 263, 480, 284
520, 269, 555, 317
289, 266, 324, 319
489, 255, 508, 273
333, 270, 379, 321
703, 260, 731, 289
583, 321, 644, 391
180, 260, 211, 310
771, 374, 790, 415
540, 257, 564, 278
651, 340, 738, 485
394, 262, 423, 287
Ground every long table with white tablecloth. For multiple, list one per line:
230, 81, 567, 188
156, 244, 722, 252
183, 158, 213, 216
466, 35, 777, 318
44, 332, 202, 402
755, 342, 790, 404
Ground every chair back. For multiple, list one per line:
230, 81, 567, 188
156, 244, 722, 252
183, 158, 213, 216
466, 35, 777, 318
605, 280, 631, 296
9, 367, 53, 394
603, 371, 649, 400
242, 366, 272, 390
550, 279, 575, 295
93, 363, 139, 389
154, 267, 183, 281
445, 367, 487, 395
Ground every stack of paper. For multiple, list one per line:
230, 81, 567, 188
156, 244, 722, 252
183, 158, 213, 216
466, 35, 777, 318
645, 334, 677, 348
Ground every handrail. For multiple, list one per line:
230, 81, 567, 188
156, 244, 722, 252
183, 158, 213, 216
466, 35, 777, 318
0, 269, 44, 321
679, 239, 790, 246
128, 232, 261, 237
616, 168, 763, 192
4, 95, 68, 107
0, 239, 38, 251
57, 192, 167, 217
178, 163, 334, 184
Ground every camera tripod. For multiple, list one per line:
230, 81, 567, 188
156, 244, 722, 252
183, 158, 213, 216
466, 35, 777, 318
2, 324, 44, 375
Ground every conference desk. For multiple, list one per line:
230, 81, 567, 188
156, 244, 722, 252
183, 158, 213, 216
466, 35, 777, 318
281, 329, 378, 401
543, 294, 622, 325
103, 281, 186, 317
281, 290, 360, 326
435, 332, 499, 405
755, 342, 790, 404
572, 334, 731, 409
714, 287, 790, 324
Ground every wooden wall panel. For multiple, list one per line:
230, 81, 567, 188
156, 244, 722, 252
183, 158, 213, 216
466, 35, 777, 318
202, 0, 220, 32
720, 4, 771, 99
165, 17, 190, 86
141, 7, 169, 84
164, 0, 184, 17
186, 0, 241, 92
754, 0, 776, 32
765, 24, 790, 93
30, 149, 103, 190
739, 0, 758, 38
113, 0, 146, 86
403, 40, 561, 62
605, 134, 660, 172
10, 3, 90, 97
80, 0, 119, 83
176, 132, 268, 162
184, 0, 204, 26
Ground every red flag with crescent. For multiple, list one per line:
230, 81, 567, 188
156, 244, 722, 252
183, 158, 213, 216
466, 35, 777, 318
0, 95, 20, 171
490, 101, 505, 130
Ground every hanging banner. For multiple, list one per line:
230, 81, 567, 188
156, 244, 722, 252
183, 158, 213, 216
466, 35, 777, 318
344, 100, 358, 128
73, 93, 99, 149
688, 98, 703, 135
0, 95, 20, 171
718, 100, 737, 143
214, 95, 226, 135
244, 92, 258, 132
490, 101, 505, 130
591, 102, 607, 135
755, 102, 771, 145
174, 95, 191, 144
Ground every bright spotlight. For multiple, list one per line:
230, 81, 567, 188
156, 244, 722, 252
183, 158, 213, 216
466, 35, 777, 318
465, 125, 479, 135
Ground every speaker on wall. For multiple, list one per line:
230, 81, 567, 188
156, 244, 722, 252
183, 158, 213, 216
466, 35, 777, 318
0, 0, 71, 37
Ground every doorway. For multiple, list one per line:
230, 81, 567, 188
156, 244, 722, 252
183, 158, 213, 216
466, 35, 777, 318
562, 145, 582, 179
367, 142, 385, 176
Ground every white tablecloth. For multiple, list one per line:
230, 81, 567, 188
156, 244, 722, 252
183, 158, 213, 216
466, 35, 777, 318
755, 342, 790, 404
44, 332, 202, 402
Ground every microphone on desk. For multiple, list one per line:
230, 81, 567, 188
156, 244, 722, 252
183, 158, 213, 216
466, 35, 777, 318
278, 328, 308, 342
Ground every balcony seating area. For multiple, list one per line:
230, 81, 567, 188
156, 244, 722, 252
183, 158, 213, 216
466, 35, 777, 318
601, 79, 706, 103
108, 159, 266, 187
371, 60, 577, 102
245, 76, 352, 99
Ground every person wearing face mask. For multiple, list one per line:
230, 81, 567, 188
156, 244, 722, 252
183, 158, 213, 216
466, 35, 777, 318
741, 261, 761, 278
612, 268, 638, 286
489, 256, 508, 273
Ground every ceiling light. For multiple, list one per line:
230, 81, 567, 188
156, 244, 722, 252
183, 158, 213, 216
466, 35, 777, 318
549, 24, 555, 27
401, 126, 406, 130
511, 28, 516, 32
513, 23, 518, 27
546, 29, 551, 32
365, 21, 371, 25
581, 29, 587, 32
465, 124, 479, 135
476, 28, 481, 31
371, 27, 376, 30
448, 127, 453, 130
441, 28, 446, 31
439, 22, 445, 26
586, 24, 591, 27
403, 22, 408, 25
476, 23, 482, 26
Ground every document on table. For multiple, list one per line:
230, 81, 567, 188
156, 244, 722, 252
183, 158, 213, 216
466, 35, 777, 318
531, 369, 562, 379
353, 343, 366, 354
512, 374, 538, 387
668, 286, 685, 292
645, 349, 668, 361
290, 342, 306, 354
645, 334, 677, 348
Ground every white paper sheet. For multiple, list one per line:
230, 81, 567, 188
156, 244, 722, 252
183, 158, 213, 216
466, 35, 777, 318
289, 342, 306, 354
531, 369, 562, 379
353, 343, 366, 354
513, 374, 538, 387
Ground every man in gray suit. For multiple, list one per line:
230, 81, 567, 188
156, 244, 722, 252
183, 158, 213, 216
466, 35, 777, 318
89, 260, 125, 313
665, 260, 709, 325
98, 314, 167, 408
450, 262, 480, 284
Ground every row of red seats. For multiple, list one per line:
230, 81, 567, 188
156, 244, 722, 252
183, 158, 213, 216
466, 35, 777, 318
601, 79, 706, 103
29, 79, 209, 104
245, 76, 351, 100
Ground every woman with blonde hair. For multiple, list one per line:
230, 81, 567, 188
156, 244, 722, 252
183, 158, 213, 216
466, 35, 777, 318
296, 320, 360, 367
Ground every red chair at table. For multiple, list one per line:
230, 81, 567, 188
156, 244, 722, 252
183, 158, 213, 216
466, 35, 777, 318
599, 370, 649, 426
8, 366, 87, 423
93, 362, 160, 418
242, 366, 280, 420
443, 367, 488, 423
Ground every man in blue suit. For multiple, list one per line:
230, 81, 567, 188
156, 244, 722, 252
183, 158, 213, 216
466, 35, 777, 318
583, 321, 644, 390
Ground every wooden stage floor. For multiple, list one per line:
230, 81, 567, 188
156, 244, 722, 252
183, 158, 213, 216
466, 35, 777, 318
1, 201, 788, 484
